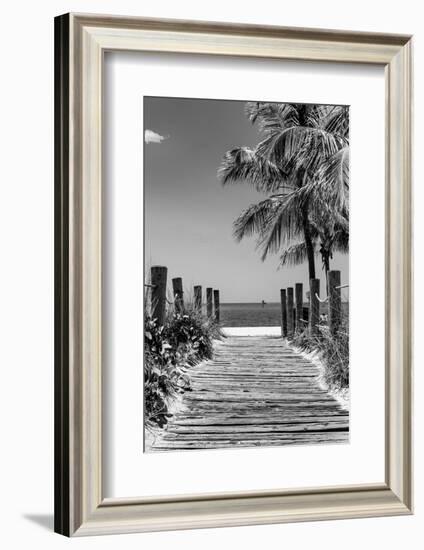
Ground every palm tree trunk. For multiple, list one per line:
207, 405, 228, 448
320, 248, 331, 295
302, 205, 316, 280
324, 256, 330, 295
298, 164, 316, 281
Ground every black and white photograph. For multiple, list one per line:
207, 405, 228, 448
144, 96, 350, 452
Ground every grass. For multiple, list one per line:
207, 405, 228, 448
144, 302, 223, 431
288, 313, 349, 390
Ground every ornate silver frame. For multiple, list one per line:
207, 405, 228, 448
54, 13, 413, 536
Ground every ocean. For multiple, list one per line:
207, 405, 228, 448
218, 302, 349, 327
220, 302, 281, 327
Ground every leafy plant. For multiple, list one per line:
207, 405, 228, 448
144, 317, 188, 429
144, 307, 222, 430
165, 310, 215, 364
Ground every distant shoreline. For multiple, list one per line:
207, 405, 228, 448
214, 302, 348, 327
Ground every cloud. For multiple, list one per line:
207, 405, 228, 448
144, 129, 168, 144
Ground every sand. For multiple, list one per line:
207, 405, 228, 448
222, 326, 281, 337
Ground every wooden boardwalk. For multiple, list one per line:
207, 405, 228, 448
150, 336, 349, 451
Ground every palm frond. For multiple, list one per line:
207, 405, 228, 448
217, 146, 288, 193
279, 242, 311, 267
304, 104, 332, 128
314, 146, 349, 210
257, 126, 347, 174
245, 102, 299, 133
334, 226, 349, 253
295, 146, 349, 213
232, 197, 281, 242
333, 209, 349, 233
258, 191, 305, 260
244, 102, 264, 125
322, 106, 349, 139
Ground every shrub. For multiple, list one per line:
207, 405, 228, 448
165, 309, 216, 363
289, 315, 349, 390
144, 307, 222, 430
144, 317, 189, 429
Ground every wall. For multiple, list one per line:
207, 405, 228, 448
0, 1, 421, 548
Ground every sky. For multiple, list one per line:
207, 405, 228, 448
144, 97, 349, 303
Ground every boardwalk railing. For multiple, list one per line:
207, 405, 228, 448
148, 265, 345, 337
280, 270, 345, 337
147, 265, 221, 324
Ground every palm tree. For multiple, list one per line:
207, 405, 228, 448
218, 102, 349, 281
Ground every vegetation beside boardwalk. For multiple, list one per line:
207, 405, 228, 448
288, 312, 349, 390
144, 305, 222, 431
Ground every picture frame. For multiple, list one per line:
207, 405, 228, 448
54, 13, 413, 536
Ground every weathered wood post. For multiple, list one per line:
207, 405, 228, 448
213, 289, 220, 323
280, 289, 287, 337
287, 287, 294, 337
328, 270, 342, 336
150, 266, 167, 326
295, 283, 303, 332
194, 285, 202, 313
309, 278, 320, 336
172, 277, 184, 313
206, 287, 213, 318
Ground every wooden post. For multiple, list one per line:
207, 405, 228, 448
172, 277, 184, 313
309, 278, 320, 336
206, 287, 213, 318
287, 287, 294, 337
295, 283, 303, 332
213, 289, 220, 323
302, 307, 309, 322
280, 289, 287, 337
328, 270, 341, 336
150, 266, 167, 326
194, 285, 202, 313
